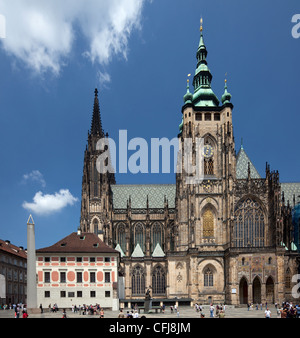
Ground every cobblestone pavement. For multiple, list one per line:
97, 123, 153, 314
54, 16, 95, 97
0, 305, 281, 319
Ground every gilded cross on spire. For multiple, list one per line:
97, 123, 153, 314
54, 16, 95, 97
200, 17, 203, 32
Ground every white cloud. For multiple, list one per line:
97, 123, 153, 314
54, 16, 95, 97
22, 170, 46, 188
97, 70, 111, 88
0, 0, 146, 75
22, 189, 78, 215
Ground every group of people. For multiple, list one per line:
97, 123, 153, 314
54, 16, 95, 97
118, 309, 143, 318
1, 303, 29, 318
275, 302, 300, 318
193, 303, 226, 318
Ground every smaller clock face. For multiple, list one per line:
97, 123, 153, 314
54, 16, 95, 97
204, 145, 213, 158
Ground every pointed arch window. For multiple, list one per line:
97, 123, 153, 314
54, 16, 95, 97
152, 265, 166, 295
203, 208, 214, 237
151, 222, 164, 252
93, 219, 98, 235
204, 267, 213, 287
233, 198, 265, 248
132, 266, 145, 296
117, 223, 126, 253
134, 223, 145, 252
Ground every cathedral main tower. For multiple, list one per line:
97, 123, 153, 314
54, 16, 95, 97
176, 20, 235, 252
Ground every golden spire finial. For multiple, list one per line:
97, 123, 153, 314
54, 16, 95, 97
225, 72, 228, 85
200, 17, 203, 32
187, 73, 191, 83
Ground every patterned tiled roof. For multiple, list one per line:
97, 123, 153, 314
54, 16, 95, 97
236, 146, 261, 179
111, 184, 176, 209
280, 183, 300, 206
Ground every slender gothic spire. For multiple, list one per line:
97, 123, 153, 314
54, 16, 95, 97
192, 19, 219, 107
91, 88, 104, 136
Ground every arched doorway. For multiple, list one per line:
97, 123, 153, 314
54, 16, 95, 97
252, 276, 261, 304
239, 277, 248, 304
266, 276, 275, 304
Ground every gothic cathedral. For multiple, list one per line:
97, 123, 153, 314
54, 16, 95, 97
79, 23, 300, 305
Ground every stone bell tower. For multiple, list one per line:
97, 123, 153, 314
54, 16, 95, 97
79, 89, 115, 245
176, 19, 236, 252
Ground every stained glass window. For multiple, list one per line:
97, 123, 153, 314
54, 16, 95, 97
204, 267, 213, 287
117, 223, 126, 253
233, 198, 265, 247
134, 223, 145, 252
203, 208, 214, 237
132, 265, 145, 296
151, 222, 164, 252
152, 265, 166, 295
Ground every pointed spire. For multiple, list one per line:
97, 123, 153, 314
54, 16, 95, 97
91, 88, 104, 136
183, 74, 193, 104
192, 19, 219, 107
221, 76, 232, 105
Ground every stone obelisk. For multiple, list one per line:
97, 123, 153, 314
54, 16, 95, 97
27, 215, 38, 313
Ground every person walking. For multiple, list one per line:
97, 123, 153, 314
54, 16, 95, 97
210, 304, 214, 318
99, 308, 104, 318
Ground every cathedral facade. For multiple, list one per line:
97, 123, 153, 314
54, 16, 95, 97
79, 24, 300, 305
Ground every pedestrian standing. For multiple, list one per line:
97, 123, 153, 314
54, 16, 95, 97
100, 308, 104, 318
210, 304, 214, 317
265, 308, 271, 318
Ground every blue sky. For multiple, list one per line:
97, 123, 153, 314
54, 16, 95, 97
0, 0, 299, 249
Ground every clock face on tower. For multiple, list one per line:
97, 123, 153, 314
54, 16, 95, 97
203, 144, 213, 158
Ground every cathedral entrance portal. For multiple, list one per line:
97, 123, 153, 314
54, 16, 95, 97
239, 277, 248, 304
252, 276, 261, 304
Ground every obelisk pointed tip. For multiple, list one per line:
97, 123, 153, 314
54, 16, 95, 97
27, 214, 35, 225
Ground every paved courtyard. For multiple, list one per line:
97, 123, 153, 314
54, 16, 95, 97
0, 305, 281, 319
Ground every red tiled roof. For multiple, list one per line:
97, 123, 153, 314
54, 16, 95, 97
0, 239, 27, 259
36, 232, 119, 254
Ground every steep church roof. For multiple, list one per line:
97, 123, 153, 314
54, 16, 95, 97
280, 182, 300, 206
236, 145, 261, 179
111, 184, 176, 209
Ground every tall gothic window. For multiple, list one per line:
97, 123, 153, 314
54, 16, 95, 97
152, 265, 166, 295
134, 223, 145, 252
203, 208, 214, 237
233, 198, 265, 248
93, 219, 98, 235
132, 266, 145, 296
204, 267, 213, 287
151, 222, 164, 252
117, 223, 126, 253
